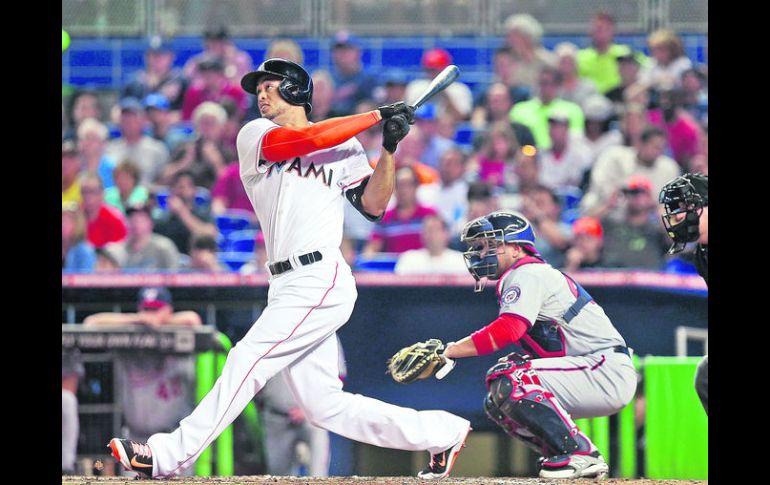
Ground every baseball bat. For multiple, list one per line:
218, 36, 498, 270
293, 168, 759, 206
411, 64, 461, 109
384, 64, 461, 133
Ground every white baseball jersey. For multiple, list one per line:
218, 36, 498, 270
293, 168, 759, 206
496, 257, 626, 357
236, 118, 374, 263
146, 115, 471, 478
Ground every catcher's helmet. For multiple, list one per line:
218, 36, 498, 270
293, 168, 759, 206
658, 172, 708, 254
461, 211, 539, 291
240, 58, 313, 114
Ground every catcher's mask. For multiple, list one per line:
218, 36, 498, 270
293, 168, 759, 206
240, 58, 314, 114
658, 173, 708, 254
461, 211, 539, 292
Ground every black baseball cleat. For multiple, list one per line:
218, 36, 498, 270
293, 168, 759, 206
108, 438, 154, 478
417, 426, 472, 479
538, 450, 609, 479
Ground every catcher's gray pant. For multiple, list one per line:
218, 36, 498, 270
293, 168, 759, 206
694, 355, 708, 415
62, 390, 79, 472
147, 255, 471, 477
263, 407, 330, 476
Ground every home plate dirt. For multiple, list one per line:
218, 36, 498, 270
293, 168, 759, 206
61, 476, 705, 485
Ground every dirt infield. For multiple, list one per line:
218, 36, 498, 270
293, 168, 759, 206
61, 476, 705, 485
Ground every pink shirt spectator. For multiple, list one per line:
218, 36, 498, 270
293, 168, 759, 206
211, 163, 253, 212
181, 83, 247, 121
369, 205, 438, 254
647, 110, 701, 167
478, 156, 506, 187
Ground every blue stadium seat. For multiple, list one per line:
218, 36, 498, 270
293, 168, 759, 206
354, 253, 399, 272
195, 187, 211, 208
226, 230, 259, 253
453, 123, 478, 147
155, 189, 169, 210
663, 257, 698, 275
215, 210, 254, 238
218, 252, 254, 272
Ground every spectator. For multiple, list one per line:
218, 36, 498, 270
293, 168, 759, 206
680, 67, 708, 128
62, 348, 84, 475
105, 97, 171, 188
688, 127, 708, 175
181, 56, 248, 122
639, 30, 692, 90
375, 69, 410, 105
122, 37, 189, 114
211, 162, 255, 218
164, 101, 234, 189
520, 185, 572, 268
77, 118, 117, 189
266, 38, 304, 64
83, 286, 200, 467
538, 110, 593, 191
64, 89, 102, 139
509, 66, 585, 150
448, 182, 499, 251
554, 42, 598, 106
183, 26, 254, 85
605, 51, 644, 108
309, 69, 339, 122
62, 140, 83, 206
95, 246, 122, 273
62, 202, 97, 272
563, 216, 605, 272
219, 97, 244, 157
153, 171, 218, 255
580, 126, 680, 221
109, 204, 180, 271
509, 144, 541, 197
473, 47, 531, 108
352, 100, 384, 160
576, 11, 647, 94
601, 176, 671, 269
619, 102, 649, 149
412, 103, 455, 169
391, 125, 440, 185
501, 13, 558, 91
144, 94, 191, 152
578, 94, 623, 166
104, 161, 149, 214
81, 173, 128, 249
406, 48, 474, 122
183, 234, 224, 272
469, 82, 537, 147
363, 167, 438, 255
418, 147, 469, 235
469, 121, 520, 188
647, 86, 702, 168
394, 215, 467, 275
329, 32, 378, 116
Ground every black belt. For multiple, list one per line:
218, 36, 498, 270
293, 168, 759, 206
612, 345, 631, 356
268, 251, 323, 276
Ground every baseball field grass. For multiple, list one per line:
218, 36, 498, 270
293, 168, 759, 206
61, 476, 706, 485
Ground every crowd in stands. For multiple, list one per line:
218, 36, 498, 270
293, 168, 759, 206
62, 14, 708, 276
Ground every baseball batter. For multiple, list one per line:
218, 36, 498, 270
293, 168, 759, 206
108, 58, 471, 479
397, 211, 637, 478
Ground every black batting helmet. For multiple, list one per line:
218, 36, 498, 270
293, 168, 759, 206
240, 58, 313, 114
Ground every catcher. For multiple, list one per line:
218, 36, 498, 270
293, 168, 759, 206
388, 210, 637, 479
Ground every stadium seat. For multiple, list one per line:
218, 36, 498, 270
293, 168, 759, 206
226, 230, 259, 253
218, 251, 254, 272
354, 253, 400, 272
195, 187, 211, 208
215, 210, 254, 238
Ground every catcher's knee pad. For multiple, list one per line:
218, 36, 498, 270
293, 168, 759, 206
483, 355, 592, 456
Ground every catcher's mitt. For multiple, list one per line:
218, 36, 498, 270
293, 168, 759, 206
386, 339, 455, 384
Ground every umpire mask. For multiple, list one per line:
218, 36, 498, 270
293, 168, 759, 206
659, 173, 708, 254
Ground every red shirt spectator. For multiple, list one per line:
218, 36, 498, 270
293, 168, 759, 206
369, 205, 439, 254
211, 163, 254, 215
80, 173, 128, 248
181, 57, 247, 121
647, 109, 701, 168
87, 205, 129, 248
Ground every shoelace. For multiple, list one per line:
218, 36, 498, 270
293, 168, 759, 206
130, 441, 152, 458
